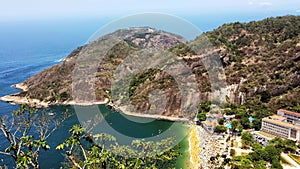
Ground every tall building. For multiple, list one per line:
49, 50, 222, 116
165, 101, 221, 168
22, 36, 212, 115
261, 109, 300, 142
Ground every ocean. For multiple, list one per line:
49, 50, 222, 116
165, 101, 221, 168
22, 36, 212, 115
0, 19, 101, 167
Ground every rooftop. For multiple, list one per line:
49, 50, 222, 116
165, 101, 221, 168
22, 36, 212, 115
263, 115, 300, 130
256, 131, 276, 139
271, 115, 286, 121
278, 109, 300, 117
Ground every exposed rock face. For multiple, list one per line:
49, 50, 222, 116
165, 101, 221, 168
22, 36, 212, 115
2, 15, 300, 116
5, 27, 193, 117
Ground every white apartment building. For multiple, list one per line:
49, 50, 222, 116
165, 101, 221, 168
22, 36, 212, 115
261, 109, 300, 142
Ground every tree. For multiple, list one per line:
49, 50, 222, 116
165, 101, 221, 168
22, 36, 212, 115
218, 118, 225, 125
198, 101, 211, 113
239, 158, 253, 169
0, 104, 70, 168
250, 148, 268, 162
252, 119, 261, 131
251, 143, 263, 152
265, 145, 280, 162
214, 125, 227, 133
231, 120, 239, 132
241, 131, 254, 148
231, 135, 288, 169
56, 125, 116, 169
230, 156, 254, 169
56, 125, 181, 169
253, 160, 267, 169
270, 160, 282, 169
282, 139, 297, 153
224, 108, 235, 115
237, 123, 243, 133
230, 149, 236, 156
260, 90, 271, 103
197, 113, 207, 121
240, 117, 251, 129
268, 138, 297, 153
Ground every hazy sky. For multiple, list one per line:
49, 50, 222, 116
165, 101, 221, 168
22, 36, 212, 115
1, 0, 300, 22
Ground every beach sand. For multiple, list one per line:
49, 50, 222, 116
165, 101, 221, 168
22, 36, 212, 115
188, 125, 201, 169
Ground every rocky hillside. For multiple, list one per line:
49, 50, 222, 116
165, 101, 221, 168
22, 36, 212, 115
173, 15, 300, 112
3, 16, 300, 118
205, 15, 300, 110
4, 27, 191, 117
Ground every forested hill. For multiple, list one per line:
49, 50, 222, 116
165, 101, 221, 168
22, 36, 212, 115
2, 15, 300, 118
183, 15, 300, 111
209, 15, 300, 111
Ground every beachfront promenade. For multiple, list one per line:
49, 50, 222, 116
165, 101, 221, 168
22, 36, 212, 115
189, 125, 227, 169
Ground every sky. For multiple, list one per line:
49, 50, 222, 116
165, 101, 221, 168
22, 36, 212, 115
0, 0, 300, 43
1, 0, 300, 22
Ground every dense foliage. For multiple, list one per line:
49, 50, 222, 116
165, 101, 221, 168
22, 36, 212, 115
56, 125, 181, 169
230, 135, 298, 169
0, 106, 181, 169
204, 15, 300, 110
0, 105, 70, 168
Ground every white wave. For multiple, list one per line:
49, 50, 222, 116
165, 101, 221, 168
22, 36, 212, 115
54, 57, 65, 63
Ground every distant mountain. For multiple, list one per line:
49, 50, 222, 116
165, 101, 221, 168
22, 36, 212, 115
2, 16, 300, 118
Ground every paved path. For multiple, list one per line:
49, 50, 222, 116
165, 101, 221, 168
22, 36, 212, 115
281, 152, 300, 169
281, 164, 299, 169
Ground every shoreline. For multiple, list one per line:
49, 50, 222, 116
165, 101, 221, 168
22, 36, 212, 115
1, 83, 196, 168
0, 95, 110, 108
13, 83, 28, 91
107, 103, 189, 122
188, 125, 201, 168
0, 94, 189, 122
0, 95, 50, 107
0, 84, 190, 122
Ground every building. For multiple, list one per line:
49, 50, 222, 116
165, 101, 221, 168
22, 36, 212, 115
224, 114, 235, 121
261, 109, 300, 142
202, 119, 218, 134
277, 109, 300, 125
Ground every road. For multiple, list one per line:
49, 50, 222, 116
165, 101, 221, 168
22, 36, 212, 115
281, 152, 300, 169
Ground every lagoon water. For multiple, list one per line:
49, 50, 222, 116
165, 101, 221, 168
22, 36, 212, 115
37, 105, 189, 168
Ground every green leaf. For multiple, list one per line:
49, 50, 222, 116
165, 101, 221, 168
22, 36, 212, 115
56, 144, 65, 150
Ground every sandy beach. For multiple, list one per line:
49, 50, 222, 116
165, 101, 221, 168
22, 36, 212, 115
188, 125, 201, 169
0, 95, 49, 107
0, 95, 110, 108
109, 103, 190, 122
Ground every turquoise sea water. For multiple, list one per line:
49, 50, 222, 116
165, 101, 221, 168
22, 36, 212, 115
35, 105, 189, 168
